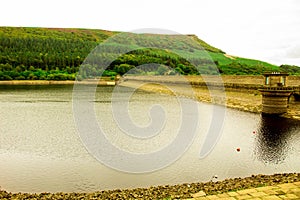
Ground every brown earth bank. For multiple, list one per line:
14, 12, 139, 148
119, 75, 300, 121
0, 80, 116, 85
0, 80, 76, 85
0, 173, 299, 199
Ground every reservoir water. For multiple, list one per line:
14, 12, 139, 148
0, 85, 299, 193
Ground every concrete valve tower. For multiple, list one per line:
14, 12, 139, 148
259, 72, 293, 115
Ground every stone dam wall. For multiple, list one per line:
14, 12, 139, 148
122, 75, 300, 91
120, 75, 300, 120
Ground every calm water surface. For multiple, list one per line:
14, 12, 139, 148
0, 85, 299, 192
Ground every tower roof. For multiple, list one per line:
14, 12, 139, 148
263, 72, 289, 76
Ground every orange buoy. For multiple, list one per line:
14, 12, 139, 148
253, 131, 256, 134
236, 148, 241, 152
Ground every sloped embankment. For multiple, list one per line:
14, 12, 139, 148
119, 75, 300, 120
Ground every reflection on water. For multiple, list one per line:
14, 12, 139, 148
255, 115, 300, 164
0, 85, 300, 193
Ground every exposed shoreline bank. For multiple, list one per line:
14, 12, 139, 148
0, 80, 75, 85
0, 80, 116, 85
1, 173, 299, 199
119, 75, 300, 121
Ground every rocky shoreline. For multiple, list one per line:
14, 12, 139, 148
1, 173, 299, 199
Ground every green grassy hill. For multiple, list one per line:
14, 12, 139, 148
0, 27, 299, 80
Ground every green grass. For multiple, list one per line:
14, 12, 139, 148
0, 26, 299, 80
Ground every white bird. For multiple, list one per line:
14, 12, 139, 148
210, 175, 218, 182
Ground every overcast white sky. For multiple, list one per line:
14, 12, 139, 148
1, 0, 300, 66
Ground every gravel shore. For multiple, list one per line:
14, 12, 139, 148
1, 173, 299, 199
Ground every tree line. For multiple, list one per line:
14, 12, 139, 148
1, 27, 299, 81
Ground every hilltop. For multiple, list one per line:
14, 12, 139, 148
0, 27, 299, 80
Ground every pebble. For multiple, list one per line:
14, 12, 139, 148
0, 173, 299, 199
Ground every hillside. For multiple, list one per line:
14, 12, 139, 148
0, 27, 299, 80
